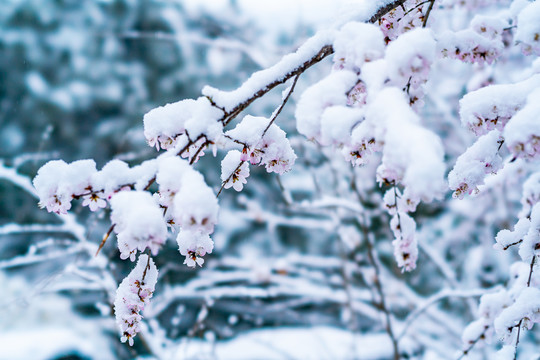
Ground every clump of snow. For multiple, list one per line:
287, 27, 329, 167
295, 70, 358, 140
221, 150, 249, 192
33, 159, 97, 214
143, 99, 197, 150
173, 170, 219, 235
155, 156, 192, 208
520, 172, 540, 216
333, 22, 385, 71
226, 115, 296, 175
110, 191, 167, 261
448, 130, 503, 199
203, 30, 336, 112
91, 159, 133, 197
143, 97, 223, 152
515, 1, 540, 55
177, 229, 214, 267
495, 217, 530, 251
503, 88, 540, 160
386, 28, 436, 89
369, 88, 446, 203
320, 106, 363, 147
494, 287, 540, 343
459, 74, 540, 136
517, 203, 540, 263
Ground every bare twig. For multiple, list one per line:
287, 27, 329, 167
262, 74, 300, 136
96, 224, 116, 256
369, 0, 409, 23
362, 227, 400, 360
402, 0, 431, 18
423, 0, 436, 27
216, 161, 246, 198
513, 256, 537, 360
456, 327, 488, 360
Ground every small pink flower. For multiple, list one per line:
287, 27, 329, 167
224, 162, 249, 192
82, 193, 107, 211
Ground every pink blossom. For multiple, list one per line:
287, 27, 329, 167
82, 193, 107, 211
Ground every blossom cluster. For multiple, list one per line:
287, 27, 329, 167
155, 156, 218, 267
33, 158, 156, 215
515, 1, 540, 56
439, 15, 505, 65
296, 24, 445, 271
460, 78, 539, 137
221, 150, 249, 192
462, 173, 540, 354
390, 210, 418, 272
449, 73, 540, 199
114, 255, 158, 346
218, 115, 297, 192
448, 130, 503, 199
377, 0, 430, 44
111, 191, 168, 261
143, 97, 223, 154
504, 89, 540, 160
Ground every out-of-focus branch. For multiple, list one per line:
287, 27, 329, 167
397, 287, 497, 340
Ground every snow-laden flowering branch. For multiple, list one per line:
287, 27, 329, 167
28, 0, 540, 353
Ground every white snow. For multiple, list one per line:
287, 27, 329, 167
203, 30, 337, 112
333, 22, 385, 71
515, 1, 540, 55
503, 88, 540, 159
110, 191, 167, 261
459, 74, 540, 136
296, 70, 358, 140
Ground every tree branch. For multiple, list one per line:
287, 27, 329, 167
422, 0, 436, 27
203, 0, 410, 128
369, 0, 409, 23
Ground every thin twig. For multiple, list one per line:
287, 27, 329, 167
502, 239, 523, 250
350, 175, 399, 359
262, 74, 300, 136
189, 140, 211, 165
423, 0, 436, 27
456, 327, 488, 360
216, 161, 246, 198
402, 0, 431, 18
362, 226, 400, 360
96, 224, 115, 256
369, 0, 409, 23
513, 256, 537, 360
